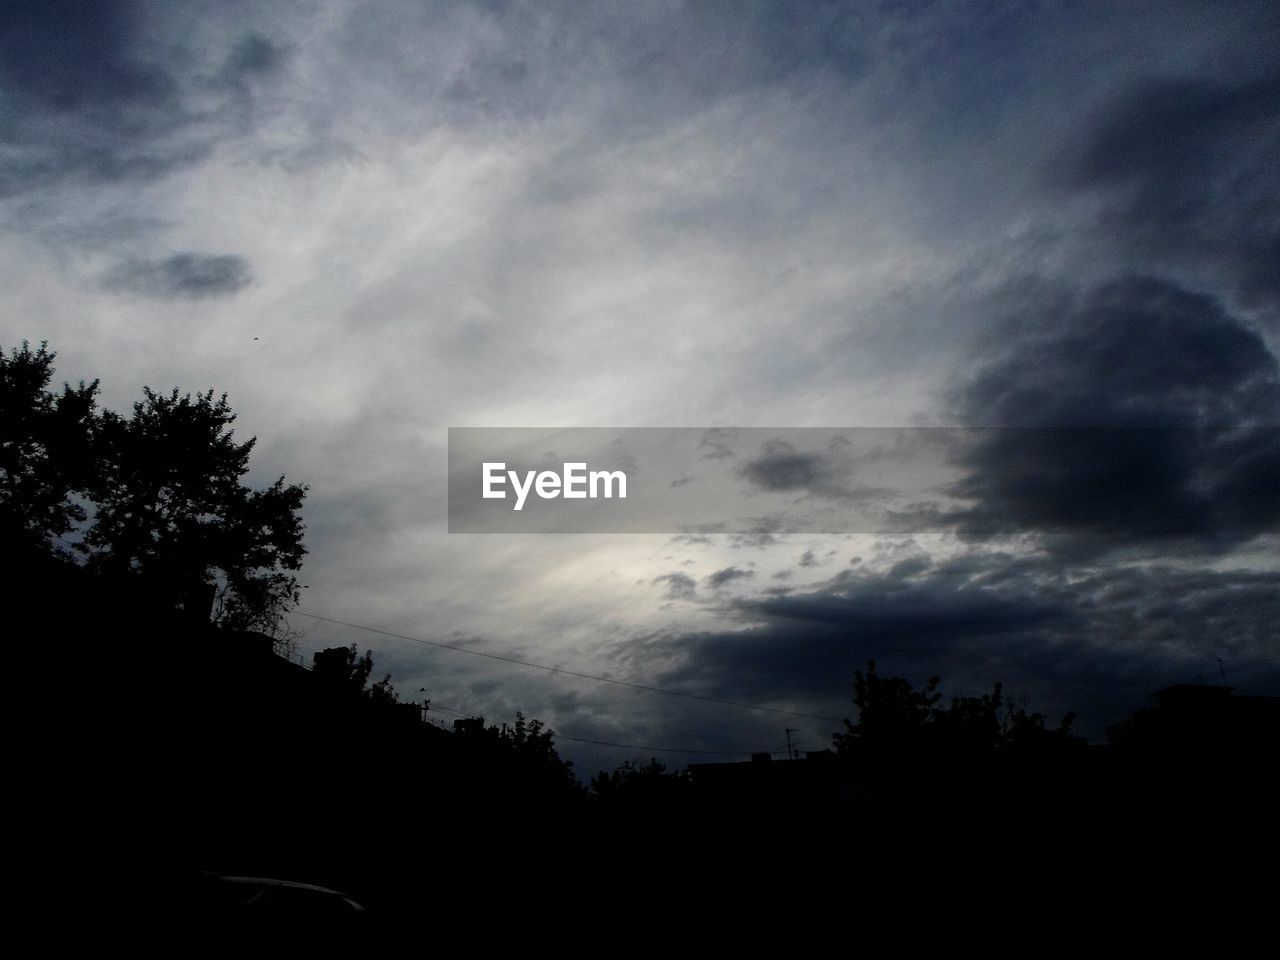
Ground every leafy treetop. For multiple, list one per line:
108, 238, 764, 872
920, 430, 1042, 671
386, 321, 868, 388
0, 340, 307, 633
834, 660, 1077, 756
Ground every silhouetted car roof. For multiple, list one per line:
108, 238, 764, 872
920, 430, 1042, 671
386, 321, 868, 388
218, 875, 366, 911
190, 872, 368, 925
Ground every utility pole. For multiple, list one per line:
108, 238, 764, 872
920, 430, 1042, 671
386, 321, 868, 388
785, 727, 796, 760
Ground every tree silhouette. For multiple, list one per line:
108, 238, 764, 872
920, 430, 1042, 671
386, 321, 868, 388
313, 644, 376, 693
0, 341, 306, 632
500, 712, 573, 776
932, 683, 1006, 752
0, 341, 99, 559
312, 643, 401, 708
833, 659, 943, 754
590, 758, 685, 804
834, 660, 1077, 756
369, 672, 400, 706
999, 698, 1078, 752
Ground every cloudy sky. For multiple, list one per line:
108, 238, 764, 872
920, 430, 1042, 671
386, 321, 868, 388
3, 0, 1277, 774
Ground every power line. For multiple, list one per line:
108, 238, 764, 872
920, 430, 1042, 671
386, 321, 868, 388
425, 703, 473, 718
294, 610, 842, 723
287, 649, 769, 755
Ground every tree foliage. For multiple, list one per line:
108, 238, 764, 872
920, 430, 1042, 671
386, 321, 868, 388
0, 341, 99, 556
834, 660, 1077, 756
456, 711, 581, 794
0, 340, 306, 632
836, 660, 943, 751
590, 758, 685, 804
313, 644, 376, 693
499, 711, 574, 781
313, 644, 401, 706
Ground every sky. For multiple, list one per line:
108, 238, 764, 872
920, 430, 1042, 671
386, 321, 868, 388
3, 0, 1278, 775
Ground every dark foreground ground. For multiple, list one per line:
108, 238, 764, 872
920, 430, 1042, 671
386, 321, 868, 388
9, 555, 1275, 952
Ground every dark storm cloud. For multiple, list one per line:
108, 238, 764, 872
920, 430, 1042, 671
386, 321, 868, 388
1, 0, 182, 196
0, 1, 174, 116
622, 557, 1280, 738
943, 277, 1280, 553
964, 279, 1279, 426
620, 558, 1071, 707
0, 1, 289, 198
704, 566, 754, 589
1062, 73, 1280, 311
103, 254, 252, 300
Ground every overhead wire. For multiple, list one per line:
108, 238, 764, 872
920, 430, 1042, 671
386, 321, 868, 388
294, 610, 843, 724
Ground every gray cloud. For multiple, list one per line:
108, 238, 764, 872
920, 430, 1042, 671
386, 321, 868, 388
103, 254, 252, 300
335, 0, 872, 141
221, 33, 290, 84
738, 441, 826, 491
704, 566, 754, 589
698, 429, 737, 461
735, 438, 900, 507
651, 572, 698, 602
886, 555, 930, 579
